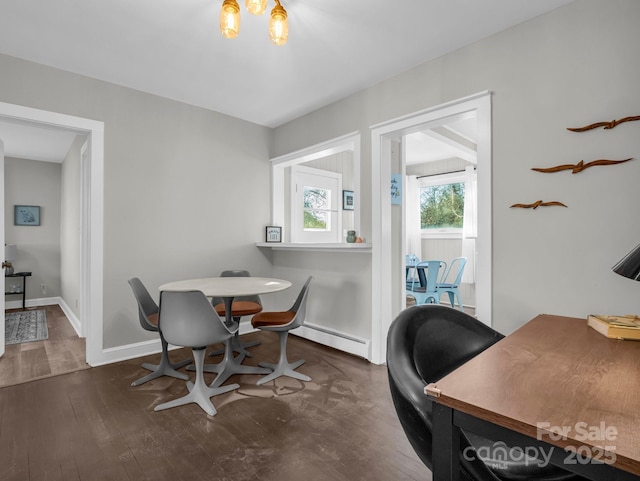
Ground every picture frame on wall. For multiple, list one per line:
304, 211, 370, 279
343, 190, 355, 210
265, 226, 282, 243
14, 205, 41, 226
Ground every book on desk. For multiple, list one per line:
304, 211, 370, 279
587, 314, 640, 340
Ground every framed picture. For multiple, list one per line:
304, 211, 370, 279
14, 205, 41, 226
343, 190, 355, 210
265, 226, 282, 243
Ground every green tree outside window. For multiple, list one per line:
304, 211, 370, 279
304, 186, 330, 230
420, 182, 465, 229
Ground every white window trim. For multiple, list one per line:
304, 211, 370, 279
270, 132, 360, 244
291, 165, 342, 243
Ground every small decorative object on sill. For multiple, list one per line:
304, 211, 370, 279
346, 230, 357, 243
265, 226, 282, 243
567, 115, 640, 132
510, 200, 567, 209
531, 158, 633, 174
355, 237, 363, 243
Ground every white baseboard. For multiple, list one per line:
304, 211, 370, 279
56, 297, 83, 337
293, 323, 370, 359
238, 319, 370, 359
11, 296, 84, 337
7, 300, 373, 366
93, 320, 371, 366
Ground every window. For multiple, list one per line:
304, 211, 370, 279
291, 165, 341, 242
304, 186, 331, 230
270, 132, 360, 244
419, 171, 466, 237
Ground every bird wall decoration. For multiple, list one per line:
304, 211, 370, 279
567, 116, 640, 132
510, 200, 568, 209
531, 158, 633, 174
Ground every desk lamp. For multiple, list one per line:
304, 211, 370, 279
612, 243, 640, 281
3, 244, 17, 276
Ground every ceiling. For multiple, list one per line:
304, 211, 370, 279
405, 114, 477, 165
0, 0, 573, 162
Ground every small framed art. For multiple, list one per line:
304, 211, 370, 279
14, 205, 41, 226
343, 190, 355, 210
265, 226, 282, 243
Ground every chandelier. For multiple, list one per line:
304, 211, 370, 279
220, 0, 289, 46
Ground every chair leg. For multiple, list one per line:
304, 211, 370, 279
132, 339, 190, 386
256, 331, 311, 386
208, 331, 260, 358
453, 292, 464, 311
207, 338, 270, 388
154, 348, 239, 416
444, 290, 464, 310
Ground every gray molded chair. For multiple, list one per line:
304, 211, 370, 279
154, 290, 240, 416
208, 269, 263, 358
127, 278, 190, 386
250, 276, 313, 385
387, 305, 585, 481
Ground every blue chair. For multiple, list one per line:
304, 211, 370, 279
436, 257, 467, 310
405, 254, 420, 289
407, 260, 443, 305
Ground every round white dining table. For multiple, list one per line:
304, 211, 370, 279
159, 277, 291, 299
158, 276, 292, 385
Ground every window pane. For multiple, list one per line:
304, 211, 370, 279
304, 209, 329, 230
304, 186, 329, 210
420, 182, 465, 229
303, 186, 331, 231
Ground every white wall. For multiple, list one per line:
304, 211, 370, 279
1, 0, 639, 351
272, 0, 640, 335
4, 157, 61, 300
60, 135, 84, 318
0, 53, 274, 349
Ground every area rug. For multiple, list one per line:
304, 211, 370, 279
5, 309, 48, 345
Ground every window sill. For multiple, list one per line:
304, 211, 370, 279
256, 242, 372, 253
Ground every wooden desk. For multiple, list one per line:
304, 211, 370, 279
426, 314, 640, 481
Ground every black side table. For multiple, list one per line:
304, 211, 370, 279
5, 272, 32, 310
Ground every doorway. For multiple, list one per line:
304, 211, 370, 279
0, 101, 104, 365
370, 92, 492, 364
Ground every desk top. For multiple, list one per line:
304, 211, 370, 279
159, 277, 291, 298
427, 314, 640, 476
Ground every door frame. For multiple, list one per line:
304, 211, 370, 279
0, 101, 104, 365
370, 91, 492, 364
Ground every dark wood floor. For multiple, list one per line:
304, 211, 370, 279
1, 304, 88, 388
0, 330, 430, 481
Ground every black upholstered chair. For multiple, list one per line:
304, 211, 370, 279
387, 305, 584, 481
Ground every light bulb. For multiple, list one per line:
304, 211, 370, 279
269, 1, 288, 46
246, 0, 267, 15
220, 0, 241, 39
